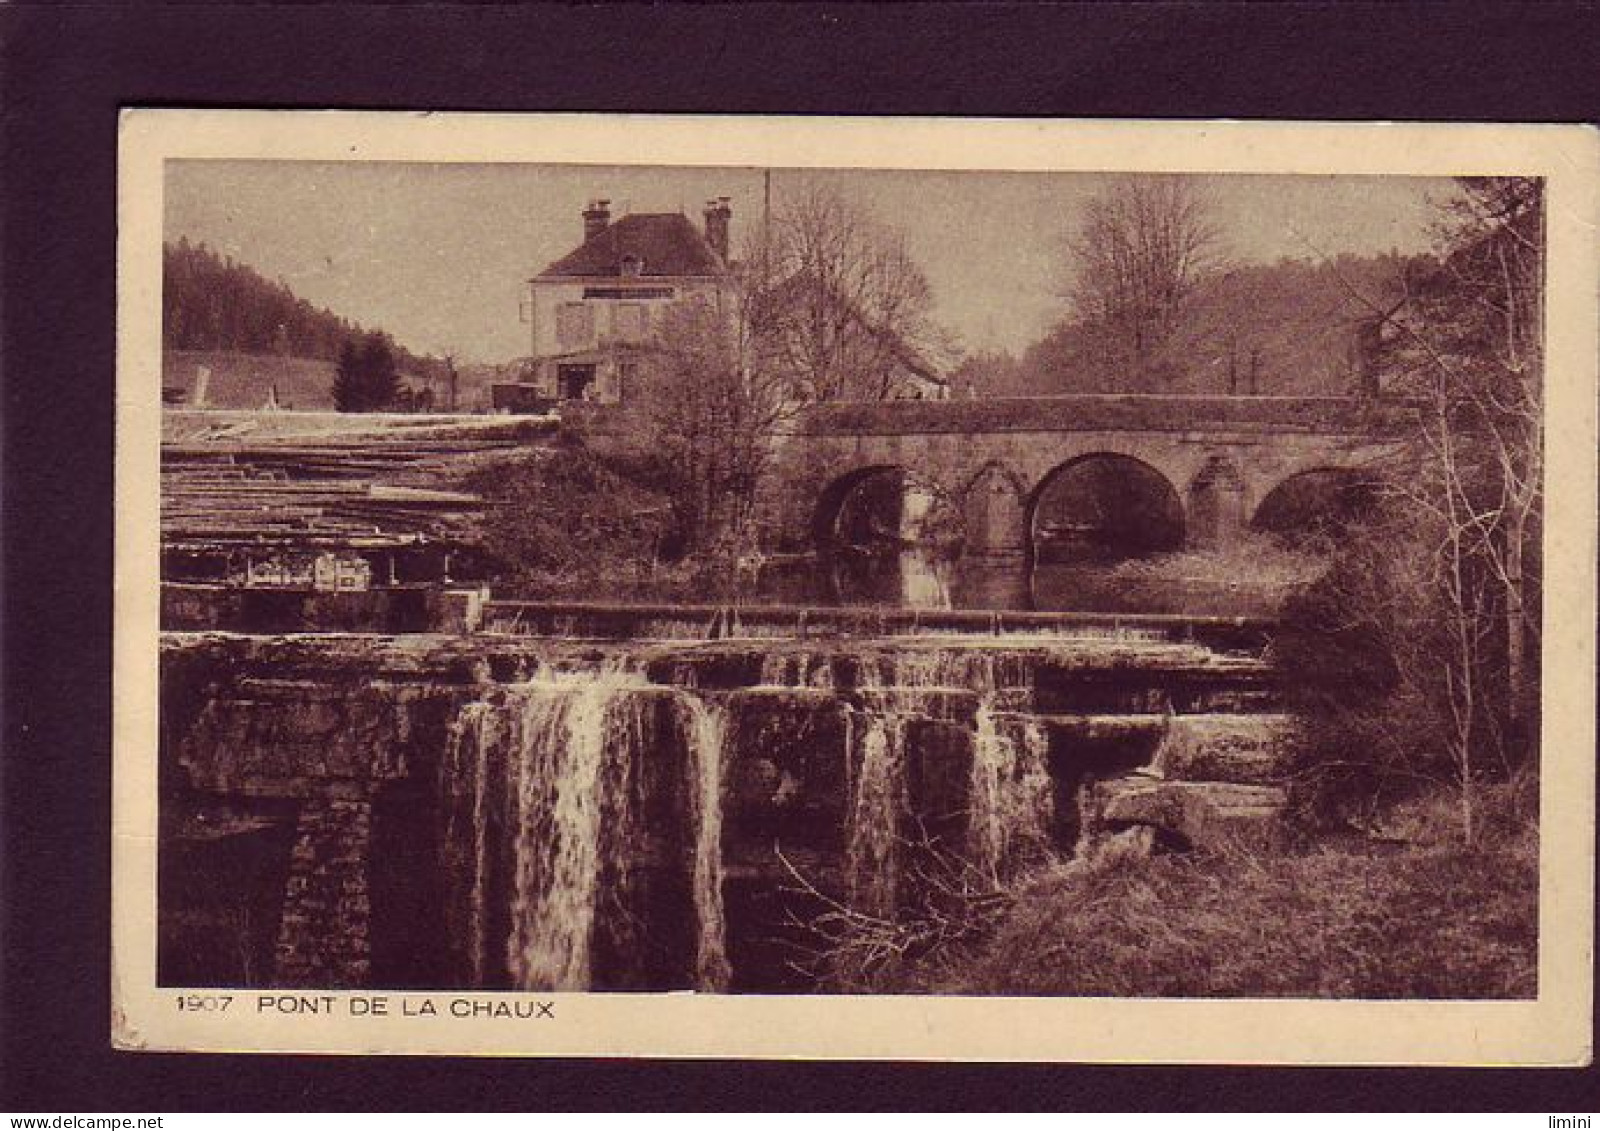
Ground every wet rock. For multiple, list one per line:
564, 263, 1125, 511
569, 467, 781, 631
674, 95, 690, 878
178, 678, 466, 794
274, 797, 374, 988
1153, 713, 1297, 784
902, 718, 975, 826
720, 688, 849, 844
160, 629, 1301, 991
1095, 777, 1287, 852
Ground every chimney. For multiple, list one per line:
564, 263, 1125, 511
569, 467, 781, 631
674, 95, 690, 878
583, 199, 611, 242
703, 197, 732, 263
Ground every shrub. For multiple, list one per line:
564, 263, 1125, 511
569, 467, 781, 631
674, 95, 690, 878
455, 445, 673, 583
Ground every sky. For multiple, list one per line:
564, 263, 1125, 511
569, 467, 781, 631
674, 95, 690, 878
165, 161, 1456, 365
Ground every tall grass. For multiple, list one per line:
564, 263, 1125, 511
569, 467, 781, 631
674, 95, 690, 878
901, 784, 1536, 999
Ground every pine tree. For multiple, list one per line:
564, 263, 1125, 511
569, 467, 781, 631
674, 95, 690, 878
359, 332, 399, 411
332, 340, 366, 412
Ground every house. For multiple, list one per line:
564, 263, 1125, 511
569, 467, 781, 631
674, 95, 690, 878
751, 259, 949, 404
494, 198, 737, 412
856, 328, 949, 402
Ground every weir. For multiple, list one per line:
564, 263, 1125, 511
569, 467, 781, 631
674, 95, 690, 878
159, 628, 1294, 992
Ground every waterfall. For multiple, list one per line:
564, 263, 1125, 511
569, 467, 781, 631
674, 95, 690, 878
442, 699, 500, 986
681, 694, 731, 992
467, 701, 500, 986
759, 651, 835, 690
442, 661, 730, 992
841, 649, 965, 917
439, 641, 1070, 990
849, 647, 1054, 899
504, 665, 641, 990
845, 710, 907, 919
969, 705, 1054, 882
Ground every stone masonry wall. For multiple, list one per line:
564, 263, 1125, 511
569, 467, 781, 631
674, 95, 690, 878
274, 796, 375, 988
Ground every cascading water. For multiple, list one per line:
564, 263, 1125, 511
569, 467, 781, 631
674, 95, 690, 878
437, 641, 1078, 989
759, 651, 835, 690
968, 706, 1054, 883
681, 694, 731, 991
166, 618, 1284, 994
441, 699, 499, 986
504, 665, 640, 990
837, 646, 1055, 915
442, 660, 730, 992
844, 710, 907, 918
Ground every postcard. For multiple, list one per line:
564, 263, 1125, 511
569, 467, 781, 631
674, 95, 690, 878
114, 111, 1596, 1061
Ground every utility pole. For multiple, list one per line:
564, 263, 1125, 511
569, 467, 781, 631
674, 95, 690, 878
763, 169, 772, 270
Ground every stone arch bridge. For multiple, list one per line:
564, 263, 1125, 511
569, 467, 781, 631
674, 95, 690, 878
763, 395, 1418, 559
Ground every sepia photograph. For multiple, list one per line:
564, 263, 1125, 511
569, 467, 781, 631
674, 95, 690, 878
112, 113, 1596, 1061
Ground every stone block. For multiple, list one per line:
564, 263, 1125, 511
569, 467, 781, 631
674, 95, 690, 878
1096, 777, 1286, 852
1153, 713, 1297, 784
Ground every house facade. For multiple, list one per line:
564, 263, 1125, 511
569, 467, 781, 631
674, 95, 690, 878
494, 194, 949, 412
494, 199, 737, 412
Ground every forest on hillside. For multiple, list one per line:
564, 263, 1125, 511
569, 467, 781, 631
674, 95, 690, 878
953, 252, 1415, 399
162, 238, 443, 379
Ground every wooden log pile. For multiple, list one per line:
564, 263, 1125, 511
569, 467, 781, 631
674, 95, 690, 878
161, 435, 507, 554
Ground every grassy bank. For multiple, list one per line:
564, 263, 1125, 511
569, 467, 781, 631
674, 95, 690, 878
1108, 532, 1330, 591
866, 788, 1537, 1000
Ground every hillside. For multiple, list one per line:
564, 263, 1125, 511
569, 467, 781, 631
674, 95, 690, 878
164, 350, 340, 411
163, 239, 449, 409
956, 253, 1416, 398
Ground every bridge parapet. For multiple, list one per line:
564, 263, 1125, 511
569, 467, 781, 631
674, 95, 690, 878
793, 394, 1420, 437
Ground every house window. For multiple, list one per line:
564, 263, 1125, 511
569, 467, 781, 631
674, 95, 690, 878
613, 303, 646, 343
556, 303, 594, 349
617, 362, 638, 400
583, 286, 674, 300
620, 254, 644, 277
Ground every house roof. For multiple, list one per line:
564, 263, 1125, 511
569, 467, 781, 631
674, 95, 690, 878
537, 213, 727, 279
764, 272, 947, 383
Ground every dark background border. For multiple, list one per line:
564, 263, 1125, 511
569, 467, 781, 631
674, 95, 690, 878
3, 0, 1597, 1112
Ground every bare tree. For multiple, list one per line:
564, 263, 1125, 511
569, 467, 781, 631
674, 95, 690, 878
1385, 180, 1543, 798
1063, 175, 1224, 379
1423, 177, 1543, 733
638, 278, 803, 565
641, 186, 956, 569
1286, 177, 1544, 844
760, 185, 953, 402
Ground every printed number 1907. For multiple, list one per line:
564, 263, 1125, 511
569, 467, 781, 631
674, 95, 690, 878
176, 994, 234, 1012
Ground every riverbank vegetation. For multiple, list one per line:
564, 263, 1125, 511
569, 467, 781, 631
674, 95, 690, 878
455, 439, 680, 595
1275, 177, 1544, 846
455, 437, 775, 603
810, 780, 1536, 999
948, 785, 1534, 998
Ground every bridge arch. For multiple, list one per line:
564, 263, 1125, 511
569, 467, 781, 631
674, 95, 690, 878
1251, 466, 1378, 543
811, 463, 966, 608
812, 464, 965, 552
1028, 453, 1186, 563
812, 464, 898, 550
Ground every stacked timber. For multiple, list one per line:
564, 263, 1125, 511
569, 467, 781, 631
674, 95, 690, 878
161, 434, 506, 555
